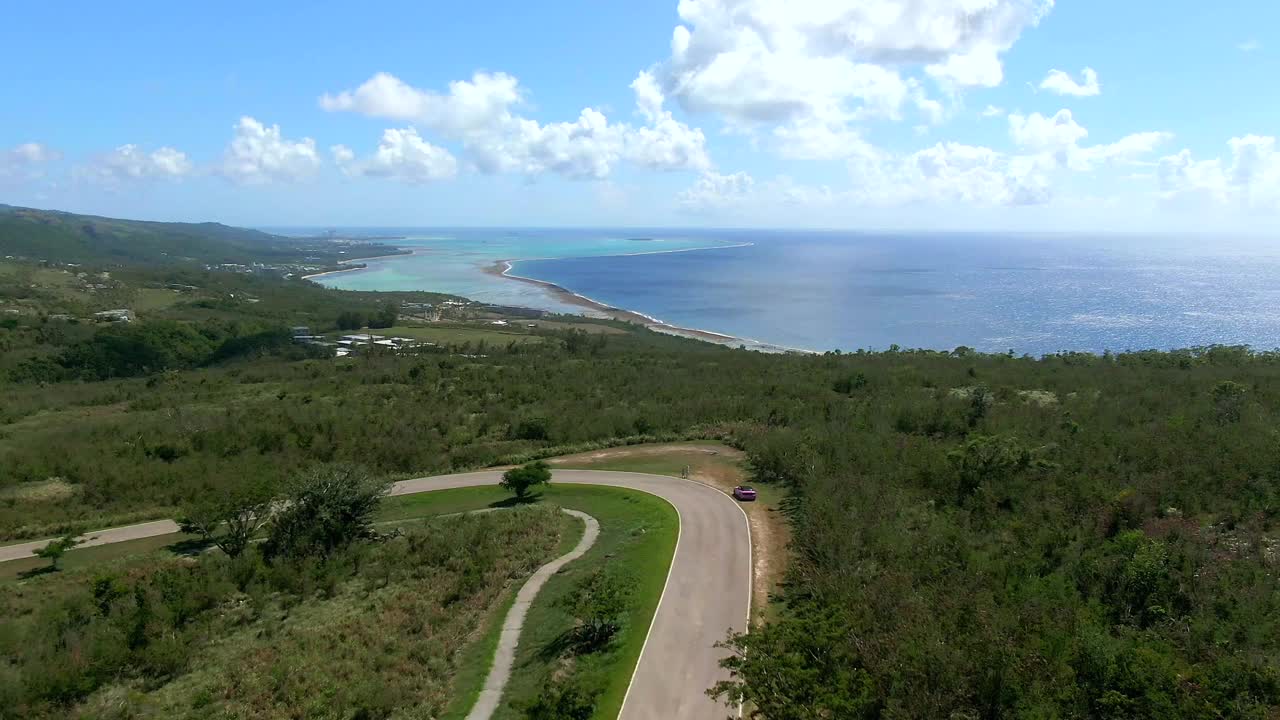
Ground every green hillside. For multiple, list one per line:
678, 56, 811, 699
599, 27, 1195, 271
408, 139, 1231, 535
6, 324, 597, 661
0, 205, 399, 267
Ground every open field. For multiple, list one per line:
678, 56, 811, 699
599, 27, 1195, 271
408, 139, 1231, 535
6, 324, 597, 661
364, 323, 546, 346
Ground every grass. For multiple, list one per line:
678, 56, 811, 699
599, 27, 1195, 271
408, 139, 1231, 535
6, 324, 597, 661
381, 484, 679, 720
359, 324, 545, 346
133, 287, 185, 310
0, 531, 198, 581
440, 508, 587, 720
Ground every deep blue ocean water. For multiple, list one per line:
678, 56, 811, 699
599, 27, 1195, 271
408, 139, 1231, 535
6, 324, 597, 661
307, 228, 1280, 356
513, 231, 1280, 355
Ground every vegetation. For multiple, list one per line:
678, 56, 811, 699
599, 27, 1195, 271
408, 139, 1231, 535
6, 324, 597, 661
176, 477, 274, 558
1, 479, 574, 718
378, 484, 679, 720
0, 204, 400, 267
3, 211, 1280, 717
32, 534, 81, 572
501, 460, 553, 499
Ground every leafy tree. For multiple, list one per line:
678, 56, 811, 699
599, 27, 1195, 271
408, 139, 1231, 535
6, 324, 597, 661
263, 464, 390, 559
34, 533, 82, 570
178, 477, 276, 558
500, 461, 551, 499
368, 301, 399, 329
1212, 380, 1248, 423
335, 310, 365, 330
561, 568, 631, 652
711, 606, 881, 720
946, 433, 1033, 504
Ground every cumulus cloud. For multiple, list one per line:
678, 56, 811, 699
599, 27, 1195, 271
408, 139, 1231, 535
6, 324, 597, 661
651, 0, 1051, 158
1009, 110, 1171, 171
219, 117, 321, 184
1160, 135, 1280, 209
685, 110, 1173, 214
1, 142, 61, 184
1009, 109, 1088, 151
333, 128, 457, 184
678, 170, 755, 210
76, 144, 192, 186
1039, 67, 1101, 97
322, 70, 709, 179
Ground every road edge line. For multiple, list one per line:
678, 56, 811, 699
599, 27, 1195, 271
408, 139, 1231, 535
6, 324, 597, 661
616, 494, 682, 720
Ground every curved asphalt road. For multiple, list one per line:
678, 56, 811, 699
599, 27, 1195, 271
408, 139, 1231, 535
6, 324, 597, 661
2, 470, 752, 719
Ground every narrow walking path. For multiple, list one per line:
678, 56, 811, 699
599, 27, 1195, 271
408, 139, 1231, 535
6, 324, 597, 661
465, 508, 600, 720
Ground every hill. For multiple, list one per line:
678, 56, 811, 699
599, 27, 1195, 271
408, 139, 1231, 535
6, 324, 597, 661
0, 205, 400, 268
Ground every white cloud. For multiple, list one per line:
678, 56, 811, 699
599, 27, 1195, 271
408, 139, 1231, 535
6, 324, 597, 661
982, 105, 1006, 118
685, 142, 1053, 212
652, 0, 1051, 159
876, 142, 1053, 206
219, 117, 321, 184
1, 142, 61, 184
322, 70, 709, 179
1009, 110, 1171, 171
320, 72, 521, 136
1009, 110, 1088, 151
1039, 67, 1101, 97
1237, 39, 1261, 52
77, 144, 192, 185
1160, 135, 1280, 209
678, 170, 755, 210
330, 144, 355, 167
334, 128, 457, 184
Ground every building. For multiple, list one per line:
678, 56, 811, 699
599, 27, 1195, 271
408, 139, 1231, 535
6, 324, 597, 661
93, 309, 135, 323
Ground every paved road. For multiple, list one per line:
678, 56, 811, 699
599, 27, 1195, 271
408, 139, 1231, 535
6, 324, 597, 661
395, 470, 751, 720
467, 508, 599, 720
2, 470, 752, 719
0, 519, 182, 563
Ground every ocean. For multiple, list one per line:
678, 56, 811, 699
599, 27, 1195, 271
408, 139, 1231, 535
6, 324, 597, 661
305, 228, 1280, 356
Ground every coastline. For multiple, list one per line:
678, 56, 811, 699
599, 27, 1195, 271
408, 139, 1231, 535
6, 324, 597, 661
309, 237, 807, 353
300, 248, 423, 281
483, 259, 805, 353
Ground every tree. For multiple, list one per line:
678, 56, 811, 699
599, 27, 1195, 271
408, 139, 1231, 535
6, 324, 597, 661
500, 461, 551, 499
561, 568, 631, 652
335, 310, 364, 331
178, 477, 276, 558
34, 533, 82, 570
263, 464, 390, 560
1212, 380, 1247, 424
368, 302, 398, 329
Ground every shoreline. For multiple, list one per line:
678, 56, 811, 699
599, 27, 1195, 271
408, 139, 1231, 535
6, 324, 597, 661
484, 259, 806, 352
309, 238, 808, 353
300, 249, 423, 280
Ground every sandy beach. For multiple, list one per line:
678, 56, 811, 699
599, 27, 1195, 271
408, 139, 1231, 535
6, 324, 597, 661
482, 259, 787, 349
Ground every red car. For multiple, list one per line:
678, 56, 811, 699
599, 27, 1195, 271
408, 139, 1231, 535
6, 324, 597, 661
732, 486, 757, 501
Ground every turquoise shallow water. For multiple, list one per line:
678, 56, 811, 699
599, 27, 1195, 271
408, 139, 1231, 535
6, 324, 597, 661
307, 229, 728, 315
300, 228, 1280, 355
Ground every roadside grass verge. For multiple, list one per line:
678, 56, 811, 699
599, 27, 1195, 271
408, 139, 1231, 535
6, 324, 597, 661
0, 531, 199, 581
383, 484, 678, 720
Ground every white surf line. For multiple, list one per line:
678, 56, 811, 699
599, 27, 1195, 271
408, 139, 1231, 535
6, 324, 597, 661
465, 508, 601, 720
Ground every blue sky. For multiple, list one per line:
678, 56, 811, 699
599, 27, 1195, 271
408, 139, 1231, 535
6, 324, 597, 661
2, 1, 1277, 231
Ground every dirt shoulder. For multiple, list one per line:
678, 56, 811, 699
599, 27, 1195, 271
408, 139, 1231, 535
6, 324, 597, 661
547, 442, 789, 624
